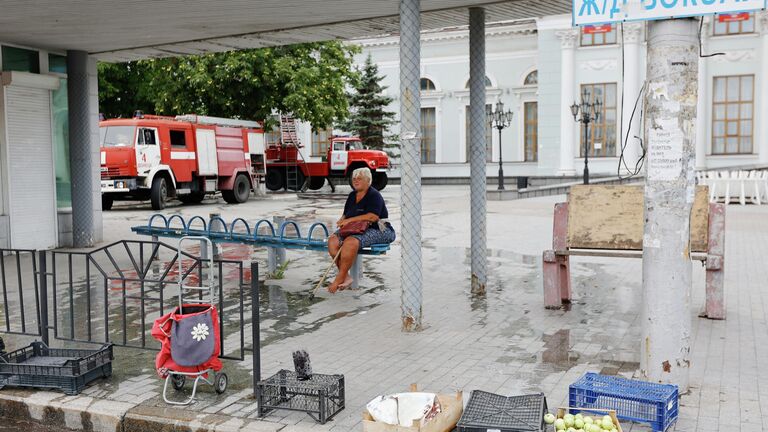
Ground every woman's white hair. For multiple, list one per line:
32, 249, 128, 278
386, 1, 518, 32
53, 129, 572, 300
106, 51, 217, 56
352, 167, 373, 185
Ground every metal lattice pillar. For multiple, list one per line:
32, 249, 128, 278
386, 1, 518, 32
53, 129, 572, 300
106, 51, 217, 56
641, 18, 698, 392
67, 51, 95, 248
399, 0, 423, 331
469, 8, 487, 294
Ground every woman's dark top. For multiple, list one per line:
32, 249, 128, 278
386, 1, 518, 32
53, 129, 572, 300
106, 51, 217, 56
343, 187, 388, 219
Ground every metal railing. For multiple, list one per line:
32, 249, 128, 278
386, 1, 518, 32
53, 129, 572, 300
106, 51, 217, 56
0, 241, 260, 387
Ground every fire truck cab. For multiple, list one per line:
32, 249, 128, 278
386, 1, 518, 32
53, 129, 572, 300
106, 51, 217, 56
100, 114, 265, 210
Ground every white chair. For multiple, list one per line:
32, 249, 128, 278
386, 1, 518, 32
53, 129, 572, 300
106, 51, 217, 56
705, 171, 719, 203
737, 170, 748, 206
720, 170, 733, 205
747, 170, 762, 205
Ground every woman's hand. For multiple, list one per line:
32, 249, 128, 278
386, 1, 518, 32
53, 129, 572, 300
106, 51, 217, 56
337, 218, 348, 228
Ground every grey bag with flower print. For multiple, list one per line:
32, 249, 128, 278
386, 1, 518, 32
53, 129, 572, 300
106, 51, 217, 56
170, 306, 215, 367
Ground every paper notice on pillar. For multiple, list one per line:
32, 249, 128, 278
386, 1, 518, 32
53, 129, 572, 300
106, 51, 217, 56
647, 119, 684, 182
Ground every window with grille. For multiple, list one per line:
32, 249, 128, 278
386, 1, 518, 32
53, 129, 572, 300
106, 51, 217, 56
524, 102, 538, 162
464, 77, 493, 88
712, 75, 754, 154
465, 105, 493, 162
524, 71, 538, 86
580, 25, 617, 46
579, 83, 617, 158
420, 78, 436, 91
311, 128, 333, 156
713, 13, 755, 36
420, 107, 436, 164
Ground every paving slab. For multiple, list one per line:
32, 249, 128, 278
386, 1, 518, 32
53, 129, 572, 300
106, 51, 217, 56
0, 186, 765, 432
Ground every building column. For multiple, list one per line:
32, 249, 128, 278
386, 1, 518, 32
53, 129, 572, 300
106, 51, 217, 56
696, 19, 710, 169
759, 12, 768, 164
641, 18, 698, 392
67, 51, 95, 248
399, 0, 423, 331
621, 23, 644, 173
556, 29, 578, 175
468, 8, 487, 294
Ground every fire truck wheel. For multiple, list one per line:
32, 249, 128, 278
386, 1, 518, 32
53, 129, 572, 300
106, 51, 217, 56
307, 176, 325, 190
265, 169, 284, 191
101, 195, 113, 211
223, 174, 250, 204
372, 172, 388, 191
150, 176, 168, 210
178, 192, 205, 204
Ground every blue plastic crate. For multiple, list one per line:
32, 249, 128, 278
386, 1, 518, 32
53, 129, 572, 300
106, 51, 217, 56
569, 373, 678, 432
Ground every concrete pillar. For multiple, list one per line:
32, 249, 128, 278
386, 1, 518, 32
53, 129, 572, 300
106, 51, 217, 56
399, 0, 423, 331
696, 19, 710, 170
67, 51, 95, 247
759, 12, 768, 164
469, 8, 487, 295
556, 29, 578, 175
641, 18, 698, 391
621, 23, 644, 173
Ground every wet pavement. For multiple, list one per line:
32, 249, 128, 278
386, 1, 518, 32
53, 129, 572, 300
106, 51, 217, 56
0, 185, 766, 431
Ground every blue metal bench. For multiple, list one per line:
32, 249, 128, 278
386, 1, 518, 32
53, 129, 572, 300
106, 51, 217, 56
131, 214, 390, 289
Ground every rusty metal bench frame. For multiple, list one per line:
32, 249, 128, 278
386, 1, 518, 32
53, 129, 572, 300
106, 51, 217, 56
542, 189, 726, 320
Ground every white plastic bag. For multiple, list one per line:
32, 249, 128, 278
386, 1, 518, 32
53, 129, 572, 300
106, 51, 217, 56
366, 392, 442, 427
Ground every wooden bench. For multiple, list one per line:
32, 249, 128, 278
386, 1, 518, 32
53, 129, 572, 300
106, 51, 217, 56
542, 185, 726, 319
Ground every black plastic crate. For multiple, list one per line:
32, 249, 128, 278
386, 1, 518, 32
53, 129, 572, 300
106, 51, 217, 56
0, 342, 113, 395
457, 391, 548, 432
257, 370, 344, 424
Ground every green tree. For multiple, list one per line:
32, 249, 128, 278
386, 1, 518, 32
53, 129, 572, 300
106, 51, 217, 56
98, 42, 361, 128
338, 55, 397, 154
98, 61, 155, 119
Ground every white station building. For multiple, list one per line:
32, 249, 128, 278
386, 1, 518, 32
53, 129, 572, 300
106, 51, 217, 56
300, 12, 768, 181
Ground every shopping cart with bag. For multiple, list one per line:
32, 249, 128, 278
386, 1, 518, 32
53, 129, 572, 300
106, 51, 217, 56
151, 236, 228, 405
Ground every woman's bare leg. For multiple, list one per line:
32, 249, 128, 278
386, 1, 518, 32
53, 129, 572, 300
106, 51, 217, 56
328, 234, 341, 267
328, 238, 359, 293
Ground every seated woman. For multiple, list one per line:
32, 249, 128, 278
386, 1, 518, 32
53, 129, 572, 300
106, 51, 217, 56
327, 167, 395, 293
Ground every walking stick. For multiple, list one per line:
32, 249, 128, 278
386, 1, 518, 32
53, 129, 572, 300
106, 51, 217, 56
310, 247, 343, 299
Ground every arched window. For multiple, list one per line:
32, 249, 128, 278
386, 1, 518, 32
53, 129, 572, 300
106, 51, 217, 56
524, 70, 538, 86
420, 78, 437, 91
464, 76, 493, 88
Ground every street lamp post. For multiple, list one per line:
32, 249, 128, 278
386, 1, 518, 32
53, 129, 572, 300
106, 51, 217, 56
488, 102, 513, 190
570, 90, 602, 185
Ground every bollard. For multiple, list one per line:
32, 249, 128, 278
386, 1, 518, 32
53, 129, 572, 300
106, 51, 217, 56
208, 213, 224, 259
349, 255, 362, 290
267, 216, 286, 275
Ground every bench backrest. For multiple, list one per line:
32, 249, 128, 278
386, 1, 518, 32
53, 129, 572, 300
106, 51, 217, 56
566, 185, 710, 252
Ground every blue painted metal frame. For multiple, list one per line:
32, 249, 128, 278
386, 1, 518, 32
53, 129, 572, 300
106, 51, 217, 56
132, 214, 390, 255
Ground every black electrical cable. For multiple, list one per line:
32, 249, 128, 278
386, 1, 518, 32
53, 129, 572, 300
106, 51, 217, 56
617, 22, 647, 180
699, 17, 726, 58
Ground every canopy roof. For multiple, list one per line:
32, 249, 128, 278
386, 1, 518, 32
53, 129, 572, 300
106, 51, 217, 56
0, 0, 569, 62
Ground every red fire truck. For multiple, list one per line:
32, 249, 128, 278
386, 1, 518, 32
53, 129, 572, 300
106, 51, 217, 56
264, 116, 390, 192
100, 114, 265, 210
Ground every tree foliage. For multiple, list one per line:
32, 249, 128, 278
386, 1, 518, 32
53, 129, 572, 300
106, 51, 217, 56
98, 42, 361, 128
338, 55, 397, 153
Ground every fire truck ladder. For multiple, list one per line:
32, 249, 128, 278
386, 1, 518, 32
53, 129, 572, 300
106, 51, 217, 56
279, 114, 308, 192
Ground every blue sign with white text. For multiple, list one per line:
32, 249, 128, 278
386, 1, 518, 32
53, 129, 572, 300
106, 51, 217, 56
573, 0, 766, 26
